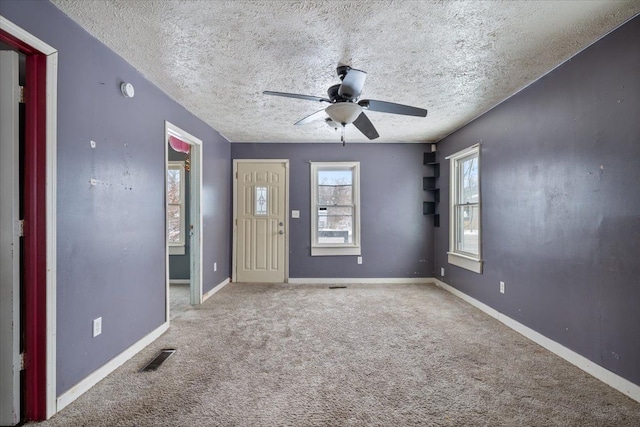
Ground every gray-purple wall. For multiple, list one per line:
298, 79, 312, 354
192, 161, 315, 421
1, 1, 231, 395
435, 16, 640, 386
232, 143, 434, 278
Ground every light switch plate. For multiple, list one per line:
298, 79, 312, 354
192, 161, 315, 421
93, 317, 102, 337
291, 210, 300, 218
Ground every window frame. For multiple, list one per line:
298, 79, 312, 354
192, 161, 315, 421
310, 161, 361, 256
446, 144, 483, 273
167, 160, 186, 255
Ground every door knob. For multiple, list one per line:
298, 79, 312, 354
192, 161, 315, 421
279, 222, 284, 226
278, 230, 284, 235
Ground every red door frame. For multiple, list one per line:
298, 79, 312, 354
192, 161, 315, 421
0, 29, 48, 421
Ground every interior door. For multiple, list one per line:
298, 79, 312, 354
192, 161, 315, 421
0, 50, 21, 426
236, 161, 287, 283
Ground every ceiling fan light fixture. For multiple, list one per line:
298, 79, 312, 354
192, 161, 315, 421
325, 102, 362, 125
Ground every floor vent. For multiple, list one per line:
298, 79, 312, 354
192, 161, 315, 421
140, 349, 176, 372
329, 286, 347, 289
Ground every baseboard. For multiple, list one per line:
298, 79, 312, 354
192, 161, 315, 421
287, 277, 431, 284
432, 278, 640, 404
56, 321, 169, 412
202, 277, 230, 302
169, 279, 190, 285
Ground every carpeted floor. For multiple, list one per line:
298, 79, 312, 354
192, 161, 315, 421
169, 282, 191, 321
34, 282, 640, 426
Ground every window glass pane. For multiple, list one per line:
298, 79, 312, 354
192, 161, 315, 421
318, 169, 353, 205
255, 186, 268, 216
317, 206, 353, 244
168, 205, 181, 243
459, 155, 479, 204
455, 205, 479, 255
167, 168, 181, 204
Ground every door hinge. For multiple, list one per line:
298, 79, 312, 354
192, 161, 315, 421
18, 219, 24, 237
19, 86, 25, 104
20, 353, 25, 370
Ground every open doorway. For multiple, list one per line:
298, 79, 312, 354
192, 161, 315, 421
0, 17, 58, 422
165, 122, 202, 322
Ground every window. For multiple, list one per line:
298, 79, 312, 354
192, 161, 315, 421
310, 162, 361, 256
447, 144, 482, 273
167, 161, 186, 255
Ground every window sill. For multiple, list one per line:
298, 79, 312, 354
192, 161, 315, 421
169, 245, 186, 256
311, 246, 361, 256
447, 252, 483, 274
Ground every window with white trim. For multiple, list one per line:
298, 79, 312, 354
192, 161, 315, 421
447, 144, 482, 273
167, 161, 186, 255
310, 162, 361, 256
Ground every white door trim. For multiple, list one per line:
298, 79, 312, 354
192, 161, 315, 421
232, 159, 290, 283
165, 121, 203, 322
0, 15, 59, 419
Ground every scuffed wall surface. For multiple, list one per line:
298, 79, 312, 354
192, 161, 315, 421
1, 0, 231, 395
435, 16, 640, 386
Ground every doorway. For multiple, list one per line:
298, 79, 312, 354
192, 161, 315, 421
0, 17, 58, 423
165, 122, 202, 321
233, 160, 289, 283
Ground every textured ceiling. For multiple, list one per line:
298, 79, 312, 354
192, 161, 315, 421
51, 1, 640, 143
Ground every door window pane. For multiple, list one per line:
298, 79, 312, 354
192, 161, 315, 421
255, 186, 268, 216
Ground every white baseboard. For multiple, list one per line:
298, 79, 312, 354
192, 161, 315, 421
56, 322, 169, 412
432, 278, 640, 404
169, 279, 190, 285
287, 277, 431, 284
202, 277, 230, 302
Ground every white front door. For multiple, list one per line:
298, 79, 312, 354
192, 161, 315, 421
235, 161, 288, 283
0, 50, 22, 426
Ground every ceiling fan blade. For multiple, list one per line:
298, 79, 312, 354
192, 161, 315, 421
359, 99, 427, 117
352, 112, 379, 140
263, 91, 331, 103
294, 109, 328, 126
338, 69, 367, 100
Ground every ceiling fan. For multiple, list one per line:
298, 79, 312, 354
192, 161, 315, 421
264, 65, 428, 145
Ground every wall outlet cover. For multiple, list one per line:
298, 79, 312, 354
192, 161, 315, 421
500, 281, 506, 294
441, 267, 445, 277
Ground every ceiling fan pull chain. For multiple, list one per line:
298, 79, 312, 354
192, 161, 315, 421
341, 125, 346, 146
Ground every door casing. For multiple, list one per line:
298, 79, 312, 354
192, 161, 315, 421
165, 121, 203, 321
0, 16, 58, 421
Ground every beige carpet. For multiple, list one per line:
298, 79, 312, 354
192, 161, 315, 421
34, 283, 640, 426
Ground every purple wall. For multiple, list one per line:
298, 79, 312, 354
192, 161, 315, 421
1, 1, 231, 395
435, 16, 640, 386
232, 143, 434, 279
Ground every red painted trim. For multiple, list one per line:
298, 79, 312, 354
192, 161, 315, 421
0, 29, 43, 55
0, 27, 49, 422
23, 51, 48, 422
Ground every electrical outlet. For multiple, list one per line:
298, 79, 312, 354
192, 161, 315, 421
500, 281, 505, 294
357, 256, 363, 265
441, 267, 445, 277
93, 317, 102, 337
214, 262, 217, 272
90, 140, 96, 148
